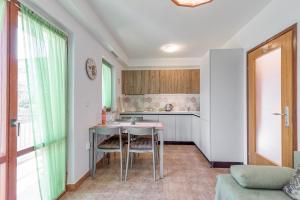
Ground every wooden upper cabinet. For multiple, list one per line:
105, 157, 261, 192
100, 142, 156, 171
132, 70, 143, 94
175, 70, 191, 93
190, 69, 200, 94
122, 69, 200, 94
159, 70, 176, 94
143, 70, 160, 94
122, 71, 134, 95
122, 70, 144, 95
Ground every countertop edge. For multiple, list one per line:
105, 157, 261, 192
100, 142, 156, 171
120, 112, 200, 118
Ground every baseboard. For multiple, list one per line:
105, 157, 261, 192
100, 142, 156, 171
66, 171, 90, 191
193, 143, 243, 168
193, 143, 211, 163
56, 191, 67, 200
210, 161, 243, 168
66, 156, 107, 192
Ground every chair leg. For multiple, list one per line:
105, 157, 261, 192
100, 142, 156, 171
130, 152, 133, 169
107, 153, 110, 165
152, 149, 156, 181
120, 151, 123, 181
155, 145, 159, 165
156, 144, 160, 160
125, 150, 130, 181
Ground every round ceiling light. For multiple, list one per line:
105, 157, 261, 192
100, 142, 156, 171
172, 0, 213, 7
161, 44, 181, 53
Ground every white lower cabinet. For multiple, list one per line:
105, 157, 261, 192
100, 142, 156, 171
158, 115, 176, 141
175, 115, 192, 141
120, 114, 198, 143
192, 116, 201, 148
200, 119, 211, 160
142, 115, 159, 121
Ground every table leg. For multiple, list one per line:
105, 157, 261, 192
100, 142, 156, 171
89, 129, 94, 177
160, 130, 164, 178
93, 133, 97, 177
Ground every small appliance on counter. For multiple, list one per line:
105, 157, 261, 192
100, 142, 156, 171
165, 104, 174, 112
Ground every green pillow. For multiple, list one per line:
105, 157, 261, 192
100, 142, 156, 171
231, 165, 295, 189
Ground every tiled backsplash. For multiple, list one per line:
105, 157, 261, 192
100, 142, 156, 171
120, 94, 200, 112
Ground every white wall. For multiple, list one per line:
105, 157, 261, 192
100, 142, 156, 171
220, 0, 300, 163
127, 57, 202, 68
22, 0, 123, 184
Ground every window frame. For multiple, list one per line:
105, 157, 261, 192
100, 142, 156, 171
102, 59, 113, 110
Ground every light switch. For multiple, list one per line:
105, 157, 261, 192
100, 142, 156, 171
86, 142, 90, 150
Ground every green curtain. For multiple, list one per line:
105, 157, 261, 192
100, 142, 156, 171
20, 5, 67, 200
0, 0, 5, 31
102, 60, 112, 109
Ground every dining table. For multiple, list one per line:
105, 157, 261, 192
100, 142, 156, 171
89, 121, 165, 179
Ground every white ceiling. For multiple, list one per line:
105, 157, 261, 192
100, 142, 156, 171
88, 0, 271, 61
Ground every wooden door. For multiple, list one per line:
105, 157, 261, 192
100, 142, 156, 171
248, 25, 297, 167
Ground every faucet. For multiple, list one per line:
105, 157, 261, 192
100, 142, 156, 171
131, 116, 136, 125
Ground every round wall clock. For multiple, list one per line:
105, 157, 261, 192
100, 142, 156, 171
86, 58, 97, 80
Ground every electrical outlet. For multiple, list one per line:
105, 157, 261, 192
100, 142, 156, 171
85, 142, 90, 150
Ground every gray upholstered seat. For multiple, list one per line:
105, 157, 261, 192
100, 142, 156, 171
130, 138, 152, 150
110, 134, 128, 142
98, 137, 121, 149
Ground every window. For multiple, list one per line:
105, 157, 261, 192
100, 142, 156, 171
102, 59, 112, 109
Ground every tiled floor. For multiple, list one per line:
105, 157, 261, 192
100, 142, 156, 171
61, 145, 228, 200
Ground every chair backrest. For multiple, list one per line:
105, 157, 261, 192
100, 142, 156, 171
127, 127, 154, 136
94, 127, 121, 136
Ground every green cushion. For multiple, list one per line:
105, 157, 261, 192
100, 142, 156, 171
216, 174, 292, 200
230, 165, 295, 189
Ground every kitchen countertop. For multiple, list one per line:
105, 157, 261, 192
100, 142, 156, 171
120, 111, 200, 117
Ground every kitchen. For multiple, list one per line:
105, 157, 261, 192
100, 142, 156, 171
3, 0, 297, 199
117, 48, 244, 168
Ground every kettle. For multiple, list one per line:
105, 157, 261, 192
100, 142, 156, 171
165, 104, 174, 112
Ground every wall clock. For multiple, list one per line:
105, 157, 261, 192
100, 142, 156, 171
86, 58, 97, 80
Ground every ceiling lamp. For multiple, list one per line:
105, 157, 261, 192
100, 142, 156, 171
161, 44, 181, 53
172, 0, 213, 8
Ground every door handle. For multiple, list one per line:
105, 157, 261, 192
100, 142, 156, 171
10, 119, 21, 136
272, 106, 289, 128
272, 113, 286, 116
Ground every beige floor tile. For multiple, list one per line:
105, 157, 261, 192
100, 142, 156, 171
61, 145, 228, 200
